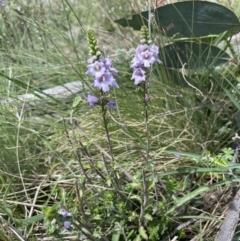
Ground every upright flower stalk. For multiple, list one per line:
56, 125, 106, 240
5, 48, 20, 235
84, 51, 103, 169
86, 30, 121, 190
131, 26, 162, 162
131, 26, 162, 227
86, 30, 118, 157
86, 30, 118, 97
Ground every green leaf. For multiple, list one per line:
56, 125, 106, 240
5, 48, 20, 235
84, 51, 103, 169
72, 96, 82, 108
130, 195, 142, 204
112, 231, 121, 241
144, 213, 153, 221
160, 41, 230, 69
115, 1, 239, 38
134, 234, 142, 241
14, 214, 44, 225
147, 180, 156, 190
127, 229, 135, 239
42, 203, 61, 221
139, 226, 148, 240
130, 182, 142, 188
222, 148, 234, 160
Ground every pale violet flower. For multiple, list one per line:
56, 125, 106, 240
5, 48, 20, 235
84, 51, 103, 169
86, 61, 106, 78
92, 71, 119, 92
130, 43, 162, 85
131, 67, 146, 85
107, 100, 115, 111
58, 208, 72, 218
135, 44, 149, 54
58, 208, 72, 230
100, 56, 118, 75
86, 56, 119, 93
139, 50, 159, 68
87, 94, 99, 107
149, 44, 160, 60
0, 0, 5, 7
64, 221, 71, 229
131, 44, 161, 68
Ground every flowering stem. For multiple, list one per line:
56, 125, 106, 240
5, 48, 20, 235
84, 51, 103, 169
143, 81, 150, 163
100, 90, 115, 162
130, 26, 162, 209
100, 90, 122, 191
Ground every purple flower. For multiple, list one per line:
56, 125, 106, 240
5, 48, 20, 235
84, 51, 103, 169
87, 94, 99, 107
86, 61, 106, 78
64, 221, 71, 229
149, 44, 160, 59
92, 71, 119, 92
58, 208, 72, 218
130, 56, 141, 68
58, 209, 72, 229
86, 56, 119, 92
107, 100, 115, 111
0, 0, 5, 7
135, 44, 149, 54
131, 44, 161, 68
131, 67, 146, 85
100, 56, 118, 75
139, 50, 158, 68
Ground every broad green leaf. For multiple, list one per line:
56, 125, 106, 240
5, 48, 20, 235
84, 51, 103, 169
160, 41, 230, 69
115, 1, 239, 38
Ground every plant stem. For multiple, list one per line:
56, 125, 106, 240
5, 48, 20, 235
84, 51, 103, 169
100, 90, 123, 194
100, 90, 115, 162
143, 81, 150, 163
